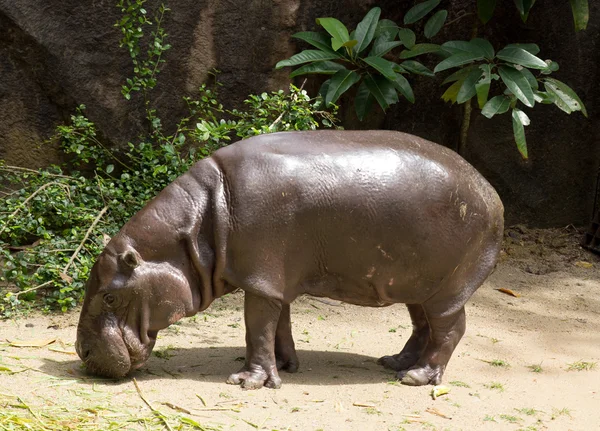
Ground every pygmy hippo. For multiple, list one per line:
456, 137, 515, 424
76, 130, 504, 389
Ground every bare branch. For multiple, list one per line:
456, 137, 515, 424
63, 206, 109, 274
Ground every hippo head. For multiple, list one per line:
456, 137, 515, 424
75, 235, 197, 378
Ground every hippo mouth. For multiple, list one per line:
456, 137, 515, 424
76, 318, 158, 378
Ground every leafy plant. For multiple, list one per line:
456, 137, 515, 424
435, 39, 587, 159
0, 3, 338, 318
115, 0, 171, 100
276, 5, 444, 120
478, 0, 589, 31
277, 1, 589, 158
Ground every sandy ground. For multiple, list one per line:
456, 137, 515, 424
1, 227, 599, 430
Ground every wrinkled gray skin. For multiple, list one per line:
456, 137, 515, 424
76, 130, 504, 389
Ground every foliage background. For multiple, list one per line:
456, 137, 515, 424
1, 0, 597, 227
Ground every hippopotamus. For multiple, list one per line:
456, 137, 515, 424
75, 130, 504, 389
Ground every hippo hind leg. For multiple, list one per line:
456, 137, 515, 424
397, 305, 466, 386
275, 303, 299, 373
394, 240, 500, 386
378, 304, 429, 371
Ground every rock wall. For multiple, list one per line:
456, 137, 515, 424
0, 0, 598, 227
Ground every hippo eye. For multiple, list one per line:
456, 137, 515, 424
103, 294, 117, 306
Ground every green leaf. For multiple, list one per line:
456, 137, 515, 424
106, 164, 114, 174
512, 108, 529, 159
478, 0, 497, 24
316, 17, 351, 51
394, 64, 407, 74
503, 43, 540, 55
476, 64, 492, 108
393, 73, 415, 103
514, 0, 536, 22
355, 80, 374, 121
374, 19, 399, 40
289, 61, 347, 78
441, 40, 476, 55
370, 40, 403, 57
457, 68, 484, 104
399, 43, 441, 59
404, 0, 441, 25
343, 39, 358, 47
424, 10, 448, 39
434, 52, 485, 73
513, 0, 533, 14
319, 79, 331, 98
470, 38, 495, 60
275, 50, 341, 69
533, 91, 556, 104
442, 39, 493, 59
364, 75, 398, 110
518, 67, 539, 90
292, 32, 335, 52
401, 60, 435, 77
442, 79, 464, 103
442, 65, 478, 85
353, 7, 381, 54
569, 0, 589, 31
544, 78, 588, 117
498, 65, 535, 107
481, 95, 512, 118
325, 69, 361, 105
496, 46, 548, 70
363, 56, 398, 80
514, 107, 530, 126
545, 60, 559, 73
398, 28, 416, 49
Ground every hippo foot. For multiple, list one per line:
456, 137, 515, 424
396, 365, 443, 386
226, 365, 282, 390
377, 353, 418, 372
276, 352, 299, 373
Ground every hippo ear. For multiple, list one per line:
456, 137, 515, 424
120, 248, 142, 269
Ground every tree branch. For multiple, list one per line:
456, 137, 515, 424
63, 206, 109, 274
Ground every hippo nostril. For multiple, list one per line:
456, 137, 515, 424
82, 347, 91, 360
75, 339, 92, 360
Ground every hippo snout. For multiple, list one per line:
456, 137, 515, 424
76, 325, 133, 378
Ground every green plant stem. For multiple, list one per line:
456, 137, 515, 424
459, 100, 472, 155
445, 11, 474, 27
458, 13, 480, 156
148, 7, 168, 87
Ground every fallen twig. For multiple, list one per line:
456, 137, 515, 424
0, 165, 75, 180
162, 402, 192, 414
17, 397, 46, 429
426, 407, 452, 419
14, 280, 54, 298
133, 378, 173, 431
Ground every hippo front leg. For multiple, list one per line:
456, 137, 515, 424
226, 291, 282, 390
275, 303, 299, 373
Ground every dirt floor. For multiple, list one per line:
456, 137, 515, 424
1, 227, 599, 431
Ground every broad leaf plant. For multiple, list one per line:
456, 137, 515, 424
276, 0, 589, 159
